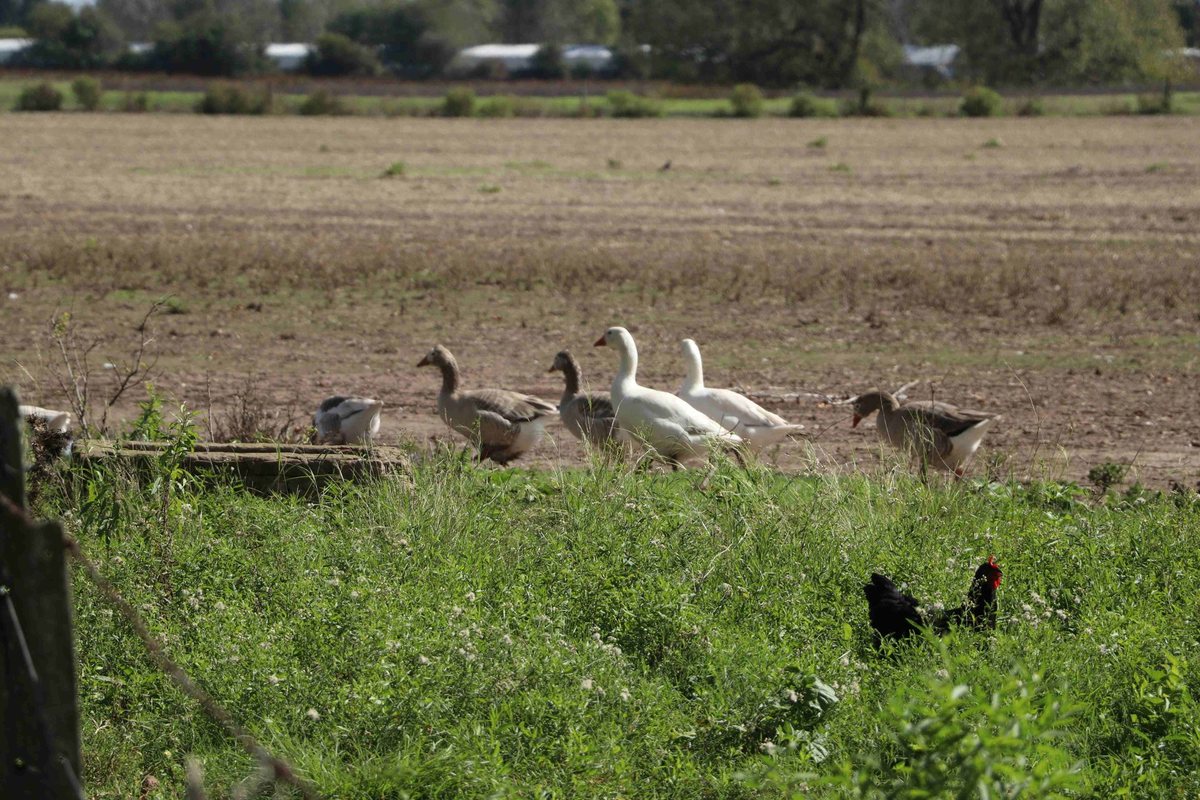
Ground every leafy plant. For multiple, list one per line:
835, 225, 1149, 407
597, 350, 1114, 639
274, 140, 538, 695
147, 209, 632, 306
606, 90, 663, 118
789, 91, 837, 118
195, 83, 271, 115
729, 83, 765, 118
71, 76, 103, 111
15, 82, 63, 112
443, 87, 476, 117
1088, 461, 1128, 493
298, 90, 346, 116
961, 86, 1003, 118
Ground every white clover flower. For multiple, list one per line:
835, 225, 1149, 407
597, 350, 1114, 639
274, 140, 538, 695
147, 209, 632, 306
418, 655, 431, 665
268, 674, 281, 685
620, 688, 631, 702
501, 634, 514, 647
719, 583, 733, 596
759, 740, 779, 756
581, 677, 594, 691
465, 591, 476, 602
306, 708, 320, 721
786, 690, 799, 703
215, 601, 226, 612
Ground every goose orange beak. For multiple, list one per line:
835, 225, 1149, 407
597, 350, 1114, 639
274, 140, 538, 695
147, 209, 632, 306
594, 335, 607, 347
851, 414, 862, 428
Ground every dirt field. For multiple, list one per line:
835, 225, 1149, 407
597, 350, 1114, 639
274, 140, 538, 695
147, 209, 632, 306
1, 114, 1197, 486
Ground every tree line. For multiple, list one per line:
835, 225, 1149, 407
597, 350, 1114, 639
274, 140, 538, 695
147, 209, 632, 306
0, 0, 1196, 86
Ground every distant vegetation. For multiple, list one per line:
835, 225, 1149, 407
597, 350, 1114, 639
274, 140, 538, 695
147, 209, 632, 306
0, 0, 1195, 89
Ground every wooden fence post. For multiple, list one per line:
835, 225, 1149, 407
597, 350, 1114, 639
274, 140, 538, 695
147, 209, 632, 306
0, 388, 83, 798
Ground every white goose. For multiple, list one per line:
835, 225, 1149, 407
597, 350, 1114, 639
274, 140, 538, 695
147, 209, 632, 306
313, 396, 383, 445
594, 327, 741, 466
677, 339, 806, 451
19, 405, 71, 433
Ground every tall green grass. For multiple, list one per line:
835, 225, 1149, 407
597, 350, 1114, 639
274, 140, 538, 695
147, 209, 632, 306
51, 454, 1200, 797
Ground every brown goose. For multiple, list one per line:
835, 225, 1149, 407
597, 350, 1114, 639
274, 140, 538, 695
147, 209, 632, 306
851, 389, 996, 476
417, 345, 558, 465
548, 350, 619, 447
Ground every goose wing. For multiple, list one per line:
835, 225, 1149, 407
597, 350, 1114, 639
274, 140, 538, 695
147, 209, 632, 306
898, 401, 992, 439
465, 389, 558, 424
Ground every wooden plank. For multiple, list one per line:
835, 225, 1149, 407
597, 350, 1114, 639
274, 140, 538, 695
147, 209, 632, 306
76, 440, 411, 495
0, 388, 83, 799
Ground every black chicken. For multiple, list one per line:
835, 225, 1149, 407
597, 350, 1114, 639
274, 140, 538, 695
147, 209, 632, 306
863, 556, 1002, 643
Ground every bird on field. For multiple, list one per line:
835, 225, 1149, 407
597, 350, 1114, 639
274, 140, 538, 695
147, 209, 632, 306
863, 556, 1003, 644
659, 160, 671, 172
676, 338, 806, 451
594, 327, 742, 467
850, 389, 997, 476
417, 344, 557, 465
19, 404, 73, 460
548, 350, 621, 447
19, 404, 71, 434
313, 396, 383, 445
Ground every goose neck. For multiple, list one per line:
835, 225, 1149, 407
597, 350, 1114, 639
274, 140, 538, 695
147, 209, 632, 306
438, 358, 460, 396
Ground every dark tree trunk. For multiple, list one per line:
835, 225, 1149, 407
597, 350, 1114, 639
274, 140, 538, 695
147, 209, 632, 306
995, 0, 1043, 56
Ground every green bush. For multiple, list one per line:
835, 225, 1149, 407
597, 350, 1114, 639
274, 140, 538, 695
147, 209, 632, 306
121, 91, 149, 112
605, 90, 663, 118
729, 83, 765, 118
195, 83, 270, 115
841, 87, 890, 117
14, 82, 63, 112
1017, 97, 1044, 117
788, 91, 833, 118
1136, 91, 1172, 116
298, 90, 346, 116
71, 76, 103, 111
960, 86, 1003, 118
443, 87, 476, 117
477, 95, 516, 118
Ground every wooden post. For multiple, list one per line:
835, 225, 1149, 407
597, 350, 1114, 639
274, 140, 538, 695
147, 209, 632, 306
0, 388, 83, 798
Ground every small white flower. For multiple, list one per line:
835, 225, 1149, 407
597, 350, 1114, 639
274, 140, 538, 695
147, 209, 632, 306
465, 591, 476, 602
350, 590, 360, 600
418, 655, 431, 665
719, 582, 733, 596
786, 690, 799, 703
501, 634, 513, 647
305, 708, 320, 721
620, 688, 631, 702
268, 674, 281, 685
214, 601, 226, 612
936, 669, 950, 680
581, 677, 594, 691
760, 740, 779, 756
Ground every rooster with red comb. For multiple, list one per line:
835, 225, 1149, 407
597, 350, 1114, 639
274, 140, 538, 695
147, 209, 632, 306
864, 556, 1003, 644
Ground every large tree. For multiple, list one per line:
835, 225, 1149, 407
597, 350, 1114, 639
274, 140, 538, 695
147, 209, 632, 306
496, 0, 619, 44
915, 0, 1185, 83
629, 0, 881, 87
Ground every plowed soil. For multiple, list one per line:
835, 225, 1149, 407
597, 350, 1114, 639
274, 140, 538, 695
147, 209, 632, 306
2, 114, 1197, 487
